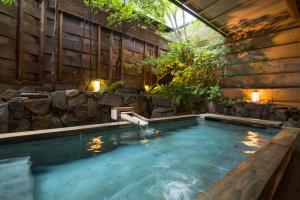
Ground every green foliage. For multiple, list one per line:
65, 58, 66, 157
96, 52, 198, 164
0, 0, 14, 4
139, 41, 228, 110
88, 0, 170, 31
100, 80, 124, 93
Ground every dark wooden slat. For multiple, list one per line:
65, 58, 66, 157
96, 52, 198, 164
119, 35, 124, 81
17, 0, 24, 82
58, 11, 63, 81
97, 24, 101, 78
38, 0, 45, 82
108, 31, 113, 82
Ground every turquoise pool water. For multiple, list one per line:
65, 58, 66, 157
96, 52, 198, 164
0, 119, 278, 200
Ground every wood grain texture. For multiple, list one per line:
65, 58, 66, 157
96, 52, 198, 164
0, 0, 168, 89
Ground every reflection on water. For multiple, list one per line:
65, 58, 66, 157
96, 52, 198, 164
242, 131, 267, 154
87, 137, 104, 153
140, 137, 149, 144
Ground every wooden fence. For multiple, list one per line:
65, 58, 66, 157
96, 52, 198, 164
222, 21, 300, 104
0, 0, 169, 90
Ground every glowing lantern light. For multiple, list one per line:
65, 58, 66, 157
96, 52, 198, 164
252, 91, 260, 103
92, 80, 101, 92
144, 85, 150, 92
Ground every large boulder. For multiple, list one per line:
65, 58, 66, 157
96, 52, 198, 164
8, 97, 30, 120
74, 104, 89, 122
61, 112, 78, 126
24, 98, 50, 116
100, 106, 112, 123
270, 109, 287, 121
122, 94, 149, 117
68, 94, 87, 110
51, 91, 67, 111
151, 107, 174, 118
151, 96, 172, 107
66, 89, 81, 97
1, 89, 20, 101
19, 86, 51, 93
9, 119, 31, 132
0, 103, 9, 133
20, 93, 49, 99
32, 114, 62, 130
97, 93, 123, 107
207, 101, 218, 114
88, 98, 101, 119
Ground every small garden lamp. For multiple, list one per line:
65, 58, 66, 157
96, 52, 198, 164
92, 80, 101, 92
144, 85, 150, 92
252, 91, 260, 103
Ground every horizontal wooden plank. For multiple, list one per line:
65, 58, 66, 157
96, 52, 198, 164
23, 12, 40, 37
222, 88, 300, 103
0, 3, 18, 18
222, 72, 300, 88
0, 35, 16, 60
227, 57, 300, 76
228, 42, 300, 65
23, 0, 40, 19
23, 33, 39, 55
0, 13, 17, 39
228, 27, 300, 54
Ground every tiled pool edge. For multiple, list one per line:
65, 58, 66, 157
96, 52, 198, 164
199, 113, 282, 128
0, 114, 197, 145
197, 114, 299, 200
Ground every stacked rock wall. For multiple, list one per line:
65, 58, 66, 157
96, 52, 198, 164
0, 88, 175, 133
206, 100, 300, 127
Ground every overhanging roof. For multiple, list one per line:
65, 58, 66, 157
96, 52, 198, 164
173, 0, 300, 39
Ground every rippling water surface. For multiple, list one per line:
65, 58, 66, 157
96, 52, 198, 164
0, 119, 278, 200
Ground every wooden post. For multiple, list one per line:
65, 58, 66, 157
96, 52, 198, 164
119, 34, 124, 81
108, 31, 113, 82
142, 41, 146, 87
97, 24, 101, 78
58, 11, 63, 81
38, 0, 45, 83
17, 0, 24, 82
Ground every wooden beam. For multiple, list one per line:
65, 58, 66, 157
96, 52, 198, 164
17, 0, 24, 82
97, 24, 101, 78
286, 0, 300, 19
108, 31, 113, 82
58, 11, 63, 81
38, 0, 45, 83
208, 0, 250, 23
198, 0, 223, 14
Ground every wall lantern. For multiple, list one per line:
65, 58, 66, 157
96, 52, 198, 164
144, 85, 150, 92
92, 80, 101, 92
252, 91, 260, 103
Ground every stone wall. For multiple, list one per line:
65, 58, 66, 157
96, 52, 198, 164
206, 100, 300, 128
0, 88, 175, 134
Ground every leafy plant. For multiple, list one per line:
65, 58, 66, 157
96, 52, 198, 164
100, 80, 124, 93
138, 41, 228, 111
0, 0, 14, 4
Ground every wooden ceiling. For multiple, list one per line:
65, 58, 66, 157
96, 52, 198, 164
178, 0, 300, 39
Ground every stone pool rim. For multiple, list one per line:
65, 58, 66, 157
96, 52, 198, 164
0, 114, 298, 200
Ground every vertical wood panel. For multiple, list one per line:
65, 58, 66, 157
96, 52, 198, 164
38, 0, 45, 83
108, 31, 113, 82
17, 0, 24, 82
120, 34, 124, 81
97, 24, 101, 78
58, 11, 63, 81
143, 41, 146, 86
0, 0, 168, 89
